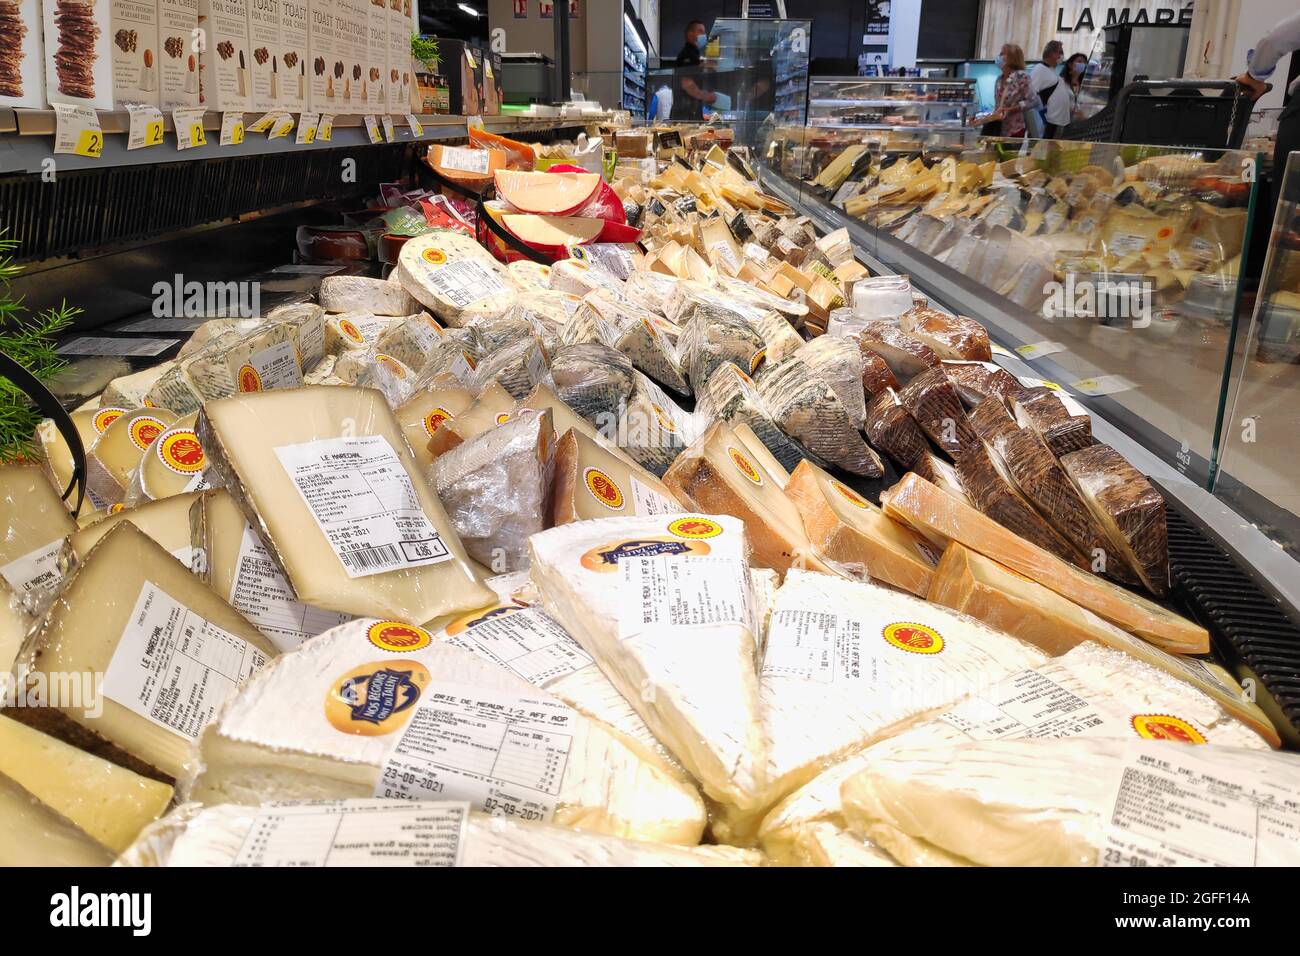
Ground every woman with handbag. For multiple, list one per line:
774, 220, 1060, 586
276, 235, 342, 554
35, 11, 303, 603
974, 44, 1034, 139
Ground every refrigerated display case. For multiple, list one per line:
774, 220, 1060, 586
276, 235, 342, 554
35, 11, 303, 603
807, 76, 975, 134
622, 13, 649, 115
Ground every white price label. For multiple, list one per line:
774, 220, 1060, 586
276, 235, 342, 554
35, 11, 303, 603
172, 108, 207, 150
0, 539, 64, 599
1015, 340, 1065, 360
405, 113, 424, 137
618, 555, 753, 641
296, 112, 320, 145
1071, 374, 1135, 397
364, 115, 382, 144
269, 112, 296, 139
220, 111, 245, 146
246, 112, 277, 134
444, 606, 594, 688
435, 145, 490, 174
273, 435, 454, 579
630, 475, 682, 517
317, 114, 334, 141
381, 115, 396, 142
466, 114, 484, 131
52, 104, 104, 158
126, 104, 165, 150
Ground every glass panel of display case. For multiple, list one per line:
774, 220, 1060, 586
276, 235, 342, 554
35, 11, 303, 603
1215, 150, 1300, 560
808, 75, 976, 137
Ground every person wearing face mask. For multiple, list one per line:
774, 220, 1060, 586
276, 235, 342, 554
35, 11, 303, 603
1062, 53, 1089, 123
974, 43, 1033, 138
1030, 40, 1072, 138
673, 19, 717, 121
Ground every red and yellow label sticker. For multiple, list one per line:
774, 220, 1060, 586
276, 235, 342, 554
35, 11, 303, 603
422, 247, 447, 266
749, 348, 767, 375
376, 354, 407, 378
494, 412, 512, 425
445, 603, 525, 635
157, 429, 205, 475
128, 415, 167, 451
584, 467, 625, 510
728, 446, 763, 486
882, 622, 945, 655
668, 517, 722, 539
340, 319, 365, 344
324, 659, 430, 736
367, 621, 432, 652
109, 502, 126, 514
1131, 714, 1206, 744
832, 480, 869, 509
1155, 226, 1174, 241
93, 408, 125, 433
423, 407, 453, 437
238, 363, 262, 392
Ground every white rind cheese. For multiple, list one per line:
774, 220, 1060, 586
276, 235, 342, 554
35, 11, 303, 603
396, 233, 516, 326
319, 275, 418, 316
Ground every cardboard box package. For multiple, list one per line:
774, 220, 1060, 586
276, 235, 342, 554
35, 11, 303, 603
278, 0, 307, 111
42, 0, 115, 109
110, 0, 159, 105
334, 0, 365, 111
157, 0, 200, 108
247, 0, 280, 111
384, 0, 407, 113
365, 0, 385, 110
481, 47, 501, 115
306, 0, 335, 112
197, 0, 250, 110
0, 0, 46, 108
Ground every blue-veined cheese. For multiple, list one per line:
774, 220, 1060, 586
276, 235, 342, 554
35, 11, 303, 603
319, 275, 417, 317
396, 233, 516, 326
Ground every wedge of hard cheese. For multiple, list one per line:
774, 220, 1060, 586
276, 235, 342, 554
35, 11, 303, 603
120, 800, 762, 867
784, 460, 937, 596
18, 522, 279, 780
840, 738, 1300, 867
199, 386, 494, 622
662, 421, 824, 575
0, 772, 114, 866
123, 416, 213, 505
189, 617, 707, 845
0, 715, 173, 853
551, 427, 683, 524
85, 407, 179, 507
0, 463, 77, 606
760, 641, 1272, 866
67, 490, 204, 568
319, 275, 417, 317
0, 578, 33, 676
529, 514, 767, 810
881, 473, 1208, 653
394, 386, 474, 472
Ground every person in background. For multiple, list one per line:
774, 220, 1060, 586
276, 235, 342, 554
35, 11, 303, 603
975, 43, 1033, 138
1235, 10, 1300, 217
1063, 52, 1089, 124
1030, 40, 1072, 138
673, 19, 717, 121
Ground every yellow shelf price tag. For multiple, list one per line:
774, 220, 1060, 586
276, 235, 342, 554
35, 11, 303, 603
52, 103, 104, 158
381, 115, 395, 142
172, 108, 207, 150
318, 114, 334, 141
270, 113, 296, 139
364, 115, 382, 144
75, 129, 103, 158
221, 111, 245, 146
247, 112, 277, 134
126, 104, 166, 150
296, 112, 320, 145
405, 113, 424, 137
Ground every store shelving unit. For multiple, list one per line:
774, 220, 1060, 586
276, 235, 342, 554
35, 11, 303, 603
772, 32, 810, 127
622, 15, 648, 116
807, 76, 974, 131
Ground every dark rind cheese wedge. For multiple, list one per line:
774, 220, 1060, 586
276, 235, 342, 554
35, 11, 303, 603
943, 361, 1020, 407
861, 351, 899, 397
1010, 387, 1093, 457
897, 366, 977, 455
899, 307, 992, 361
759, 358, 884, 478
955, 439, 1085, 567
865, 388, 929, 468
1060, 443, 1170, 596
855, 322, 940, 381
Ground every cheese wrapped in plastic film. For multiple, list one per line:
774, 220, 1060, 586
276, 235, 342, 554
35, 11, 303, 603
1010, 386, 1093, 457
794, 336, 867, 428
854, 321, 939, 381
898, 306, 992, 361
942, 361, 1020, 408
694, 362, 810, 474
897, 367, 976, 456
864, 388, 928, 468
758, 358, 883, 477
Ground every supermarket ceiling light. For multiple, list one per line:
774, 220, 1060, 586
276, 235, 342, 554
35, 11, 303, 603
458, 3, 481, 15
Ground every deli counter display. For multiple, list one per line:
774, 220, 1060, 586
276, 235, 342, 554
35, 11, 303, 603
808, 76, 976, 134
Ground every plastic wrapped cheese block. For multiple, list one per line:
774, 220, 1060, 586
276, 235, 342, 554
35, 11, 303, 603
372, 312, 444, 370
549, 258, 627, 299
0, 772, 114, 866
101, 363, 175, 409
881, 473, 1208, 653
860, 350, 899, 398
430, 408, 554, 573
36, 408, 114, 513
120, 800, 763, 867
323, 312, 386, 355
394, 386, 475, 472
0, 463, 77, 608
515, 382, 637, 465
467, 336, 550, 400
760, 640, 1273, 867
67, 490, 204, 569
581, 290, 688, 394
795, 337, 867, 428
0, 715, 173, 853
758, 358, 883, 477
943, 360, 1020, 407
898, 306, 992, 361
266, 303, 328, 372
1009, 386, 1093, 457
530, 514, 767, 810
854, 321, 940, 380
694, 363, 809, 475
85, 407, 179, 507
396, 233, 517, 326
679, 304, 766, 391
198, 386, 494, 622
734, 569, 1046, 846
784, 460, 937, 596
17, 522, 279, 781
551, 427, 682, 524
187, 617, 707, 845
663, 421, 825, 576
864, 388, 928, 468
897, 366, 976, 456
1061, 443, 1169, 596
840, 737, 1300, 867
122, 415, 214, 505
319, 275, 417, 316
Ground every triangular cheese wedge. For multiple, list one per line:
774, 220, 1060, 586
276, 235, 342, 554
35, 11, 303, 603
67, 490, 204, 569
552, 427, 683, 524
0, 772, 114, 866
394, 386, 475, 472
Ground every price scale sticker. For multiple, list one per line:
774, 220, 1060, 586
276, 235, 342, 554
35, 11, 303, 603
405, 114, 424, 137
52, 104, 104, 158
172, 108, 207, 150
270, 112, 296, 139
381, 115, 395, 142
221, 111, 245, 146
318, 114, 334, 141
364, 115, 382, 144
126, 104, 165, 150
297, 112, 320, 145
247, 112, 277, 134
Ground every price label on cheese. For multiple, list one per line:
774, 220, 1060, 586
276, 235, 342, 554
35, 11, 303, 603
364, 115, 382, 144
630, 475, 683, 517
52, 104, 103, 157
317, 114, 334, 141
173, 108, 207, 150
436, 145, 490, 174
375, 682, 576, 824
270, 112, 296, 139
466, 114, 484, 131
1071, 374, 1135, 397
0, 539, 64, 599
381, 115, 396, 142
937, 669, 1121, 741
220, 111, 245, 146
126, 104, 165, 150
618, 555, 753, 641
247, 112, 276, 134
296, 112, 320, 145
405, 113, 424, 137
273, 434, 455, 579
443, 606, 594, 688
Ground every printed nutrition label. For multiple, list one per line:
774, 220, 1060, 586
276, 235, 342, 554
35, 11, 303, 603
376, 683, 576, 824
937, 669, 1118, 741
619, 555, 753, 641
424, 260, 509, 310
630, 475, 682, 517
230, 800, 468, 867
444, 607, 594, 688
1100, 743, 1300, 867
761, 608, 862, 684
103, 581, 268, 740
246, 339, 301, 390
228, 523, 352, 652
275, 435, 453, 579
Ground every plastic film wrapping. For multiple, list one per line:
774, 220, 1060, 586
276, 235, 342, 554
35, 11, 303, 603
897, 366, 977, 456
898, 306, 992, 361
1010, 386, 1093, 457
758, 358, 883, 477
582, 290, 689, 394
860, 350, 900, 398
84, 407, 180, 507
864, 388, 929, 468
795, 336, 867, 428
942, 360, 1020, 407
370, 312, 445, 370
854, 321, 940, 381
545, 343, 637, 425
679, 303, 766, 391
693, 362, 811, 475
0, 462, 78, 614
1060, 443, 1170, 596
466, 336, 550, 400
879, 473, 1207, 653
